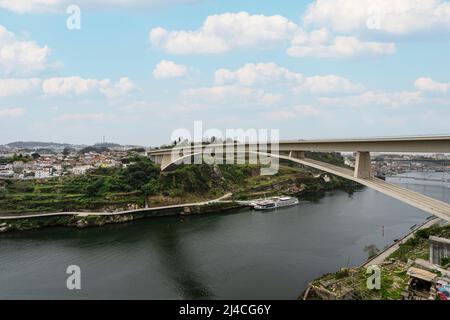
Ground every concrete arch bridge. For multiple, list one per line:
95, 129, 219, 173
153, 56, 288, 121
148, 136, 450, 221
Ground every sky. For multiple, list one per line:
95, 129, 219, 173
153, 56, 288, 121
0, 0, 450, 146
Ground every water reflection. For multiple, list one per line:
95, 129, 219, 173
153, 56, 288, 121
147, 219, 215, 299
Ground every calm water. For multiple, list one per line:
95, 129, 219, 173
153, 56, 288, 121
0, 173, 449, 299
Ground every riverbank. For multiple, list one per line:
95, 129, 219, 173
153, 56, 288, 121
302, 217, 449, 300
0, 177, 359, 234
0, 193, 244, 234
362, 216, 440, 268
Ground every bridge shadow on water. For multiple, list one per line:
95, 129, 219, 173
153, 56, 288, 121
145, 218, 216, 299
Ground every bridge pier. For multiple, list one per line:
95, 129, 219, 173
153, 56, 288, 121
149, 154, 162, 164
354, 151, 372, 178
289, 150, 305, 159
160, 154, 173, 171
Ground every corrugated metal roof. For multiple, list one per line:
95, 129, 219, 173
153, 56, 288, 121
407, 267, 437, 282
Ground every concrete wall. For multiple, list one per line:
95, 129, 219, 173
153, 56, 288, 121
429, 236, 450, 265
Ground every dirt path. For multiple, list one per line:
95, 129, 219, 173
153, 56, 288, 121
0, 193, 233, 220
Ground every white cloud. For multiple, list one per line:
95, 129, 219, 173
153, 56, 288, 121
56, 113, 112, 122
318, 90, 423, 108
298, 75, 364, 94
181, 85, 284, 108
293, 105, 322, 116
0, 0, 63, 13
121, 101, 155, 113
120, 100, 183, 119
303, 0, 450, 35
150, 12, 300, 54
48, 106, 59, 111
0, 78, 41, 97
0, 107, 25, 117
149, 10, 400, 58
100, 77, 137, 99
153, 60, 187, 79
213, 62, 363, 95
150, 27, 228, 55
215, 62, 303, 86
312, 76, 450, 109
261, 110, 297, 120
42, 76, 106, 96
0, 0, 199, 14
262, 105, 322, 120
181, 64, 444, 117
0, 25, 50, 76
287, 28, 396, 58
42, 76, 137, 98
415, 77, 450, 94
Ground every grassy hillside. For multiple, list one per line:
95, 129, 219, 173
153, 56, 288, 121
0, 154, 357, 214
305, 223, 450, 300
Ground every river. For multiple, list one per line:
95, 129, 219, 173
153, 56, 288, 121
0, 172, 449, 299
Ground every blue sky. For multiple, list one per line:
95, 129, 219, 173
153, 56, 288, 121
1, 0, 450, 146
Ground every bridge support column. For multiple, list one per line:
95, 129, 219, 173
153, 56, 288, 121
160, 153, 173, 171
149, 154, 162, 164
289, 150, 305, 159
150, 155, 163, 164
354, 151, 372, 179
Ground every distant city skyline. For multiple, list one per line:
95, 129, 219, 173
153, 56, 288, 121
1, 0, 450, 146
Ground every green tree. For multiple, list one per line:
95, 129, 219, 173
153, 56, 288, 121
85, 178, 104, 197
125, 159, 159, 188
141, 179, 160, 196
62, 148, 70, 156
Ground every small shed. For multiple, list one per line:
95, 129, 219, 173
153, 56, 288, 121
407, 267, 437, 283
406, 267, 437, 299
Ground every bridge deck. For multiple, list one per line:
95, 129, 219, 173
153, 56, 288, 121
147, 136, 450, 154
280, 155, 450, 221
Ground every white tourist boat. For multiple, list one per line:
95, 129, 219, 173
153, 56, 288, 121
253, 196, 299, 210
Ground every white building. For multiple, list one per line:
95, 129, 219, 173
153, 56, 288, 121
35, 169, 52, 179
71, 165, 93, 175
0, 170, 14, 177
